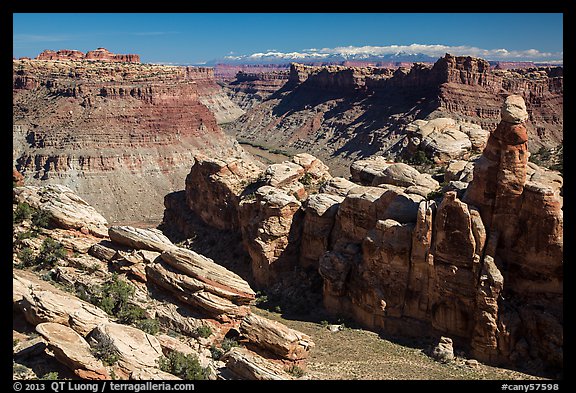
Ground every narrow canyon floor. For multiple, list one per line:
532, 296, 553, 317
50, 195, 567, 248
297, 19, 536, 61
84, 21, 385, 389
251, 307, 544, 380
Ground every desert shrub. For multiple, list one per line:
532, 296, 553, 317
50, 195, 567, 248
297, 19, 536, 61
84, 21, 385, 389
90, 274, 147, 324
426, 190, 444, 201
158, 352, 206, 380
209, 345, 224, 360
37, 238, 66, 269
17, 247, 36, 268
410, 150, 433, 166
31, 209, 52, 228
300, 173, 313, 186
91, 335, 119, 366
194, 325, 212, 339
16, 229, 37, 243
221, 337, 239, 352
135, 318, 160, 335
286, 365, 305, 378
41, 372, 59, 380
13, 202, 33, 224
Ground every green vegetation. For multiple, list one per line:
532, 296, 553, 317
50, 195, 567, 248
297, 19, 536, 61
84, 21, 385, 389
158, 352, 207, 380
16, 247, 36, 268
210, 337, 240, 360
41, 372, 60, 380
135, 318, 160, 335
91, 335, 119, 366
37, 238, 67, 269
16, 238, 66, 270
221, 337, 239, 352
286, 365, 305, 378
13, 202, 52, 228
78, 273, 149, 326
13, 202, 34, 224
194, 325, 213, 339
426, 190, 444, 201
410, 150, 433, 166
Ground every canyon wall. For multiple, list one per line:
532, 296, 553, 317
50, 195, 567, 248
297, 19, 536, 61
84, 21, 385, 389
226, 54, 562, 173
36, 48, 140, 63
13, 57, 246, 224
165, 96, 562, 376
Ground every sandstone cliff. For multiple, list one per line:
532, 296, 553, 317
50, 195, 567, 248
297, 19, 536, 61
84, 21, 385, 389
36, 48, 140, 63
13, 57, 245, 224
226, 54, 562, 172
166, 96, 562, 377
13, 185, 313, 380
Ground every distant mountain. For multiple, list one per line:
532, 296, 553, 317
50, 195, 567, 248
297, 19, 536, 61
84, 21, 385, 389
206, 51, 439, 66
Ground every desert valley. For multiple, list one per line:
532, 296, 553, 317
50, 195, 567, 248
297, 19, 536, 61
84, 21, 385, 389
12, 40, 562, 382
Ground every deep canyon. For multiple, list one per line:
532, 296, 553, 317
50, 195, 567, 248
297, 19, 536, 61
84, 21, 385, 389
13, 49, 563, 380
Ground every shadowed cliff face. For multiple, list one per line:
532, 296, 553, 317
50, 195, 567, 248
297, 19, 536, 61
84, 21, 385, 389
13, 59, 246, 224
165, 96, 562, 377
225, 54, 562, 173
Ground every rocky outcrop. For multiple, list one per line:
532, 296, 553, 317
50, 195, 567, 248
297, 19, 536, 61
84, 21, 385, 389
171, 94, 562, 375
12, 185, 315, 381
220, 347, 294, 380
88, 322, 164, 379
402, 117, 489, 162
108, 226, 175, 252
35, 322, 109, 380
185, 156, 264, 231
146, 248, 255, 321
238, 186, 303, 288
37, 48, 140, 63
13, 184, 109, 237
13, 57, 246, 224
227, 54, 562, 171
239, 313, 314, 361
225, 70, 289, 110
13, 269, 110, 336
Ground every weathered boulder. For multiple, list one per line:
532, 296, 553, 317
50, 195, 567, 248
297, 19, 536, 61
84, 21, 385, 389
264, 162, 305, 188
239, 313, 314, 361
319, 176, 358, 196
501, 94, 529, 124
35, 322, 109, 380
445, 159, 475, 183
431, 336, 455, 363
146, 261, 251, 320
89, 322, 163, 379
292, 153, 332, 182
108, 226, 175, 252
159, 247, 255, 303
13, 185, 109, 237
13, 269, 110, 336
372, 163, 439, 190
130, 368, 181, 380
221, 347, 293, 380
350, 156, 391, 185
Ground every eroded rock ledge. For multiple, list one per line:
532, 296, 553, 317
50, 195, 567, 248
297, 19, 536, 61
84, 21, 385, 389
166, 95, 562, 376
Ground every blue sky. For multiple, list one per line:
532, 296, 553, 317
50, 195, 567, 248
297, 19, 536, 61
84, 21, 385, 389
13, 13, 563, 64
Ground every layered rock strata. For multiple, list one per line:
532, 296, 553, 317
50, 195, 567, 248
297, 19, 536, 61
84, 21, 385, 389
13, 186, 314, 380
227, 54, 562, 171
13, 56, 245, 224
171, 95, 562, 375
36, 48, 140, 63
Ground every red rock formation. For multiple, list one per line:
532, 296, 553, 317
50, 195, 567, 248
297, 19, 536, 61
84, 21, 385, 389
36, 48, 140, 63
228, 54, 562, 171
13, 58, 245, 224
13, 168, 24, 186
